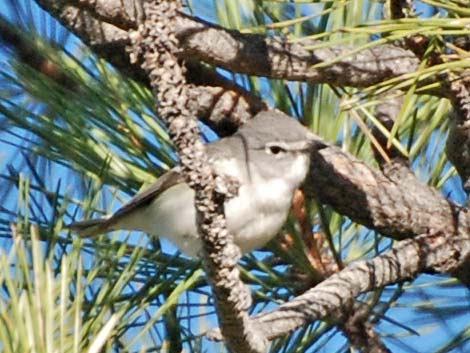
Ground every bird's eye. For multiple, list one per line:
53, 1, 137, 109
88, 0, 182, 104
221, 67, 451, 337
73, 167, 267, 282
266, 144, 286, 155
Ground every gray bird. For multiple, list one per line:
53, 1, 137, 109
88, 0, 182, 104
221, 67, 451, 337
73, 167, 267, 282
69, 110, 324, 257
446, 109, 470, 193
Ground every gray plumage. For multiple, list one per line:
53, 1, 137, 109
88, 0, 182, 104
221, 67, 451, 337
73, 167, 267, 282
68, 110, 323, 257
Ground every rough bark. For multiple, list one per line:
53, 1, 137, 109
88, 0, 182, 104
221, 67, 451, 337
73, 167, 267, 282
246, 231, 470, 339
32, 0, 424, 131
174, 14, 418, 87
128, 2, 266, 352
306, 146, 459, 240
33, 0, 420, 87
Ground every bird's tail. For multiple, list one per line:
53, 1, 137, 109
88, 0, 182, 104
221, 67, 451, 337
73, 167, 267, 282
67, 218, 111, 238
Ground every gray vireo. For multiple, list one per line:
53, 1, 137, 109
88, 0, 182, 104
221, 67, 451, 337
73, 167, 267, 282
69, 110, 324, 257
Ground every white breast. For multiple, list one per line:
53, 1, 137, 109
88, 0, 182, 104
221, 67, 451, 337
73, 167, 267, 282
224, 178, 293, 253
118, 156, 306, 257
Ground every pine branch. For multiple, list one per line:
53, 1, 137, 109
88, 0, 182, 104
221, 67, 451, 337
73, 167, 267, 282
33, 0, 424, 127
128, 2, 266, 352
306, 145, 461, 240
210, 231, 470, 340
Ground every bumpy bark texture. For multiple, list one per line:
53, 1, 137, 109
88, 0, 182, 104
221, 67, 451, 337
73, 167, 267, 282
127, 2, 266, 352
32, 0, 425, 130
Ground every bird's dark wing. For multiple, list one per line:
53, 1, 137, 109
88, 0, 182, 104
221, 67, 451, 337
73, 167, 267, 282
113, 167, 185, 218
68, 168, 185, 237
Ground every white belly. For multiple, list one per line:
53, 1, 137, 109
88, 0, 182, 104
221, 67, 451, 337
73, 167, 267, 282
120, 179, 294, 257
224, 180, 293, 253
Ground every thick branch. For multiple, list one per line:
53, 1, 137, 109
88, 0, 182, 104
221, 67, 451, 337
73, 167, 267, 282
306, 146, 461, 239
30, 0, 430, 145
174, 13, 419, 88
249, 232, 470, 340
34, 0, 421, 100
